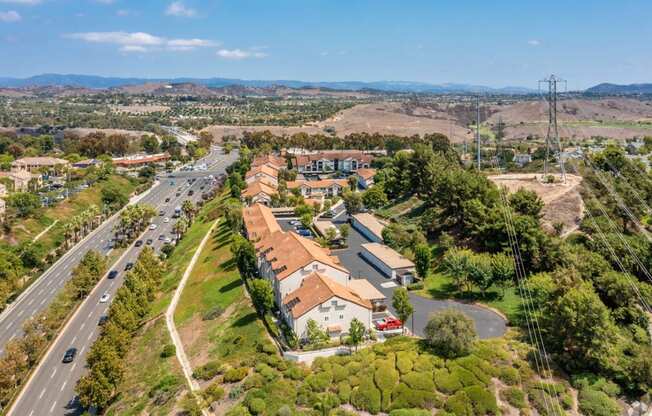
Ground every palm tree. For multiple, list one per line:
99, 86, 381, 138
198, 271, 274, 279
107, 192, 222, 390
173, 218, 188, 240
181, 200, 195, 222
62, 222, 73, 249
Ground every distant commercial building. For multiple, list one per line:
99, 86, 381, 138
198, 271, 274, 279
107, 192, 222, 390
360, 242, 416, 286
112, 153, 170, 169
12, 157, 70, 173
72, 159, 102, 169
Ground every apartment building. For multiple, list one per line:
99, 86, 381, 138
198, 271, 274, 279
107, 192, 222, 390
293, 151, 373, 174
245, 165, 279, 186
11, 156, 70, 173
286, 179, 348, 198
243, 203, 281, 241
242, 179, 277, 206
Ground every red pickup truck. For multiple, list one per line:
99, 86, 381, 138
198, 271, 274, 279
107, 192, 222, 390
374, 317, 403, 331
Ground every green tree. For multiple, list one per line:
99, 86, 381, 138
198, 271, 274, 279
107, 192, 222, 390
424, 309, 477, 358
225, 203, 243, 233
140, 135, 159, 154
413, 243, 431, 280
231, 235, 258, 280
348, 318, 365, 352
509, 188, 544, 218
441, 248, 473, 292
7, 192, 41, 217
339, 223, 350, 240
306, 319, 329, 346
392, 287, 414, 334
300, 212, 313, 229
348, 175, 358, 191
342, 190, 363, 215
490, 252, 515, 295
467, 253, 494, 296
101, 182, 128, 209
362, 186, 388, 209
250, 279, 274, 314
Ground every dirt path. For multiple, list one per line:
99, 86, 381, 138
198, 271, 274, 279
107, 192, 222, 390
165, 219, 219, 416
33, 220, 58, 241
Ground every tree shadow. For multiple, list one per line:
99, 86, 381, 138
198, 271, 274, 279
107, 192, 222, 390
219, 277, 243, 293
232, 312, 257, 328
220, 258, 237, 271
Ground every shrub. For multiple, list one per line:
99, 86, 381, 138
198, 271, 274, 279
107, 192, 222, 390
338, 381, 352, 403
223, 367, 249, 383
346, 361, 362, 375
225, 405, 249, 416
247, 397, 266, 415
160, 344, 176, 358
203, 382, 225, 403
202, 306, 224, 321
413, 355, 434, 373
450, 366, 481, 387
424, 310, 477, 358
397, 356, 414, 374
433, 368, 462, 394
258, 341, 277, 355
402, 371, 435, 391
349, 375, 360, 387
445, 391, 474, 416
192, 360, 223, 381
332, 364, 348, 383
578, 389, 621, 416
464, 385, 499, 415
244, 373, 264, 390
391, 383, 442, 410
407, 282, 425, 290
351, 379, 382, 414
500, 387, 526, 409
499, 366, 521, 386
229, 385, 243, 400
389, 409, 432, 416
306, 370, 333, 392
284, 364, 305, 380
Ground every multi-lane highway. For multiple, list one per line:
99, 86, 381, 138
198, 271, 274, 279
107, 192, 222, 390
6, 146, 237, 416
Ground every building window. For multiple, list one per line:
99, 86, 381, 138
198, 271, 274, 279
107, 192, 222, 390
339, 314, 344, 319
324, 316, 329, 321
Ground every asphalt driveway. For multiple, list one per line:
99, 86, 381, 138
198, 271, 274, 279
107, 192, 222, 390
331, 214, 507, 339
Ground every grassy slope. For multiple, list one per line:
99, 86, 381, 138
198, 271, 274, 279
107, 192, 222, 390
6, 175, 137, 251
105, 194, 225, 415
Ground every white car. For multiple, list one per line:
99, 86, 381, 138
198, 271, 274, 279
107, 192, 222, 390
99, 292, 110, 303
289, 220, 301, 226
164, 237, 172, 244
149, 223, 157, 230
163, 217, 170, 223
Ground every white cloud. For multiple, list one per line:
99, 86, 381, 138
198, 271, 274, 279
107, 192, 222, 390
0, 0, 40, 5
528, 39, 541, 46
0, 10, 20, 22
65, 31, 216, 53
165, 1, 195, 17
217, 48, 267, 60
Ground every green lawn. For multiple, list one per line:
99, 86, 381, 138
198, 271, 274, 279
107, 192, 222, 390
375, 195, 424, 220
417, 272, 522, 323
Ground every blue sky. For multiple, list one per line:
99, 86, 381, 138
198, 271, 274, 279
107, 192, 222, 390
0, 0, 650, 89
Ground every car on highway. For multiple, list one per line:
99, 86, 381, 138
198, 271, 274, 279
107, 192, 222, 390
374, 317, 403, 331
164, 237, 172, 244
149, 224, 157, 230
158, 234, 165, 241
98, 315, 108, 326
165, 197, 171, 203
62, 348, 77, 363
146, 239, 153, 245
176, 192, 181, 197
159, 210, 165, 216
188, 190, 194, 196
107, 270, 118, 279
135, 240, 143, 247
163, 217, 170, 223
125, 262, 134, 271
99, 292, 110, 303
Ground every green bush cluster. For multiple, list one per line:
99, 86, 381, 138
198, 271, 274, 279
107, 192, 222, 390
202, 382, 225, 403
223, 367, 249, 383
160, 344, 176, 358
500, 386, 526, 409
192, 360, 224, 381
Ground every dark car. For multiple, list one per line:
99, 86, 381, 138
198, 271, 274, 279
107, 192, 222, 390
98, 315, 109, 326
146, 239, 153, 245
176, 192, 181, 197
62, 348, 77, 363
107, 270, 118, 279
158, 234, 165, 241
159, 210, 165, 216
296, 229, 312, 237
165, 197, 171, 203
135, 240, 143, 247
188, 190, 194, 196
124, 262, 134, 271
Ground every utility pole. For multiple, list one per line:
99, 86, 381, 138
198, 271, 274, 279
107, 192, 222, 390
476, 96, 481, 171
539, 75, 567, 183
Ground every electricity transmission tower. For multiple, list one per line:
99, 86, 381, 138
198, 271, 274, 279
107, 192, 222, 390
539, 75, 567, 182
476, 96, 481, 171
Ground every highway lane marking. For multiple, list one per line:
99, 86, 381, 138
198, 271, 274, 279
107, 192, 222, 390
60, 380, 67, 392
87, 331, 94, 341
51, 367, 57, 378
28, 410, 34, 416
4, 322, 11, 330
40, 298, 47, 306
71, 335, 77, 344
27, 298, 34, 306
80, 322, 85, 330
80, 345, 85, 355
37, 289, 44, 296
39, 387, 46, 399
17, 310, 23, 317
70, 362, 77, 372
49, 400, 57, 413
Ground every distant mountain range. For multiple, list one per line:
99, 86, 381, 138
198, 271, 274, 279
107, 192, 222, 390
0, 73, 536, 94
585, 83, 652, 95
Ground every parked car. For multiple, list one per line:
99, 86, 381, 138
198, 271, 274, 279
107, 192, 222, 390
107, 270, 118, 279
374, 317, 403, 331
289, 220, 301, 226
99, 292, 110, 303
135, 240, 143, 247
98, 315, 109, 326
296, 229, 312, 237
62, 348, 77, 363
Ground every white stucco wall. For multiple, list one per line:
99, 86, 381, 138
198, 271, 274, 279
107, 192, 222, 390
289, 296, 372, 339
245, 173, 278, 186
277, 261, 350, 306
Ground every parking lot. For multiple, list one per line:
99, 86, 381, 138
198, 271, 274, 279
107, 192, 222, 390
278, 211, 507, 338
